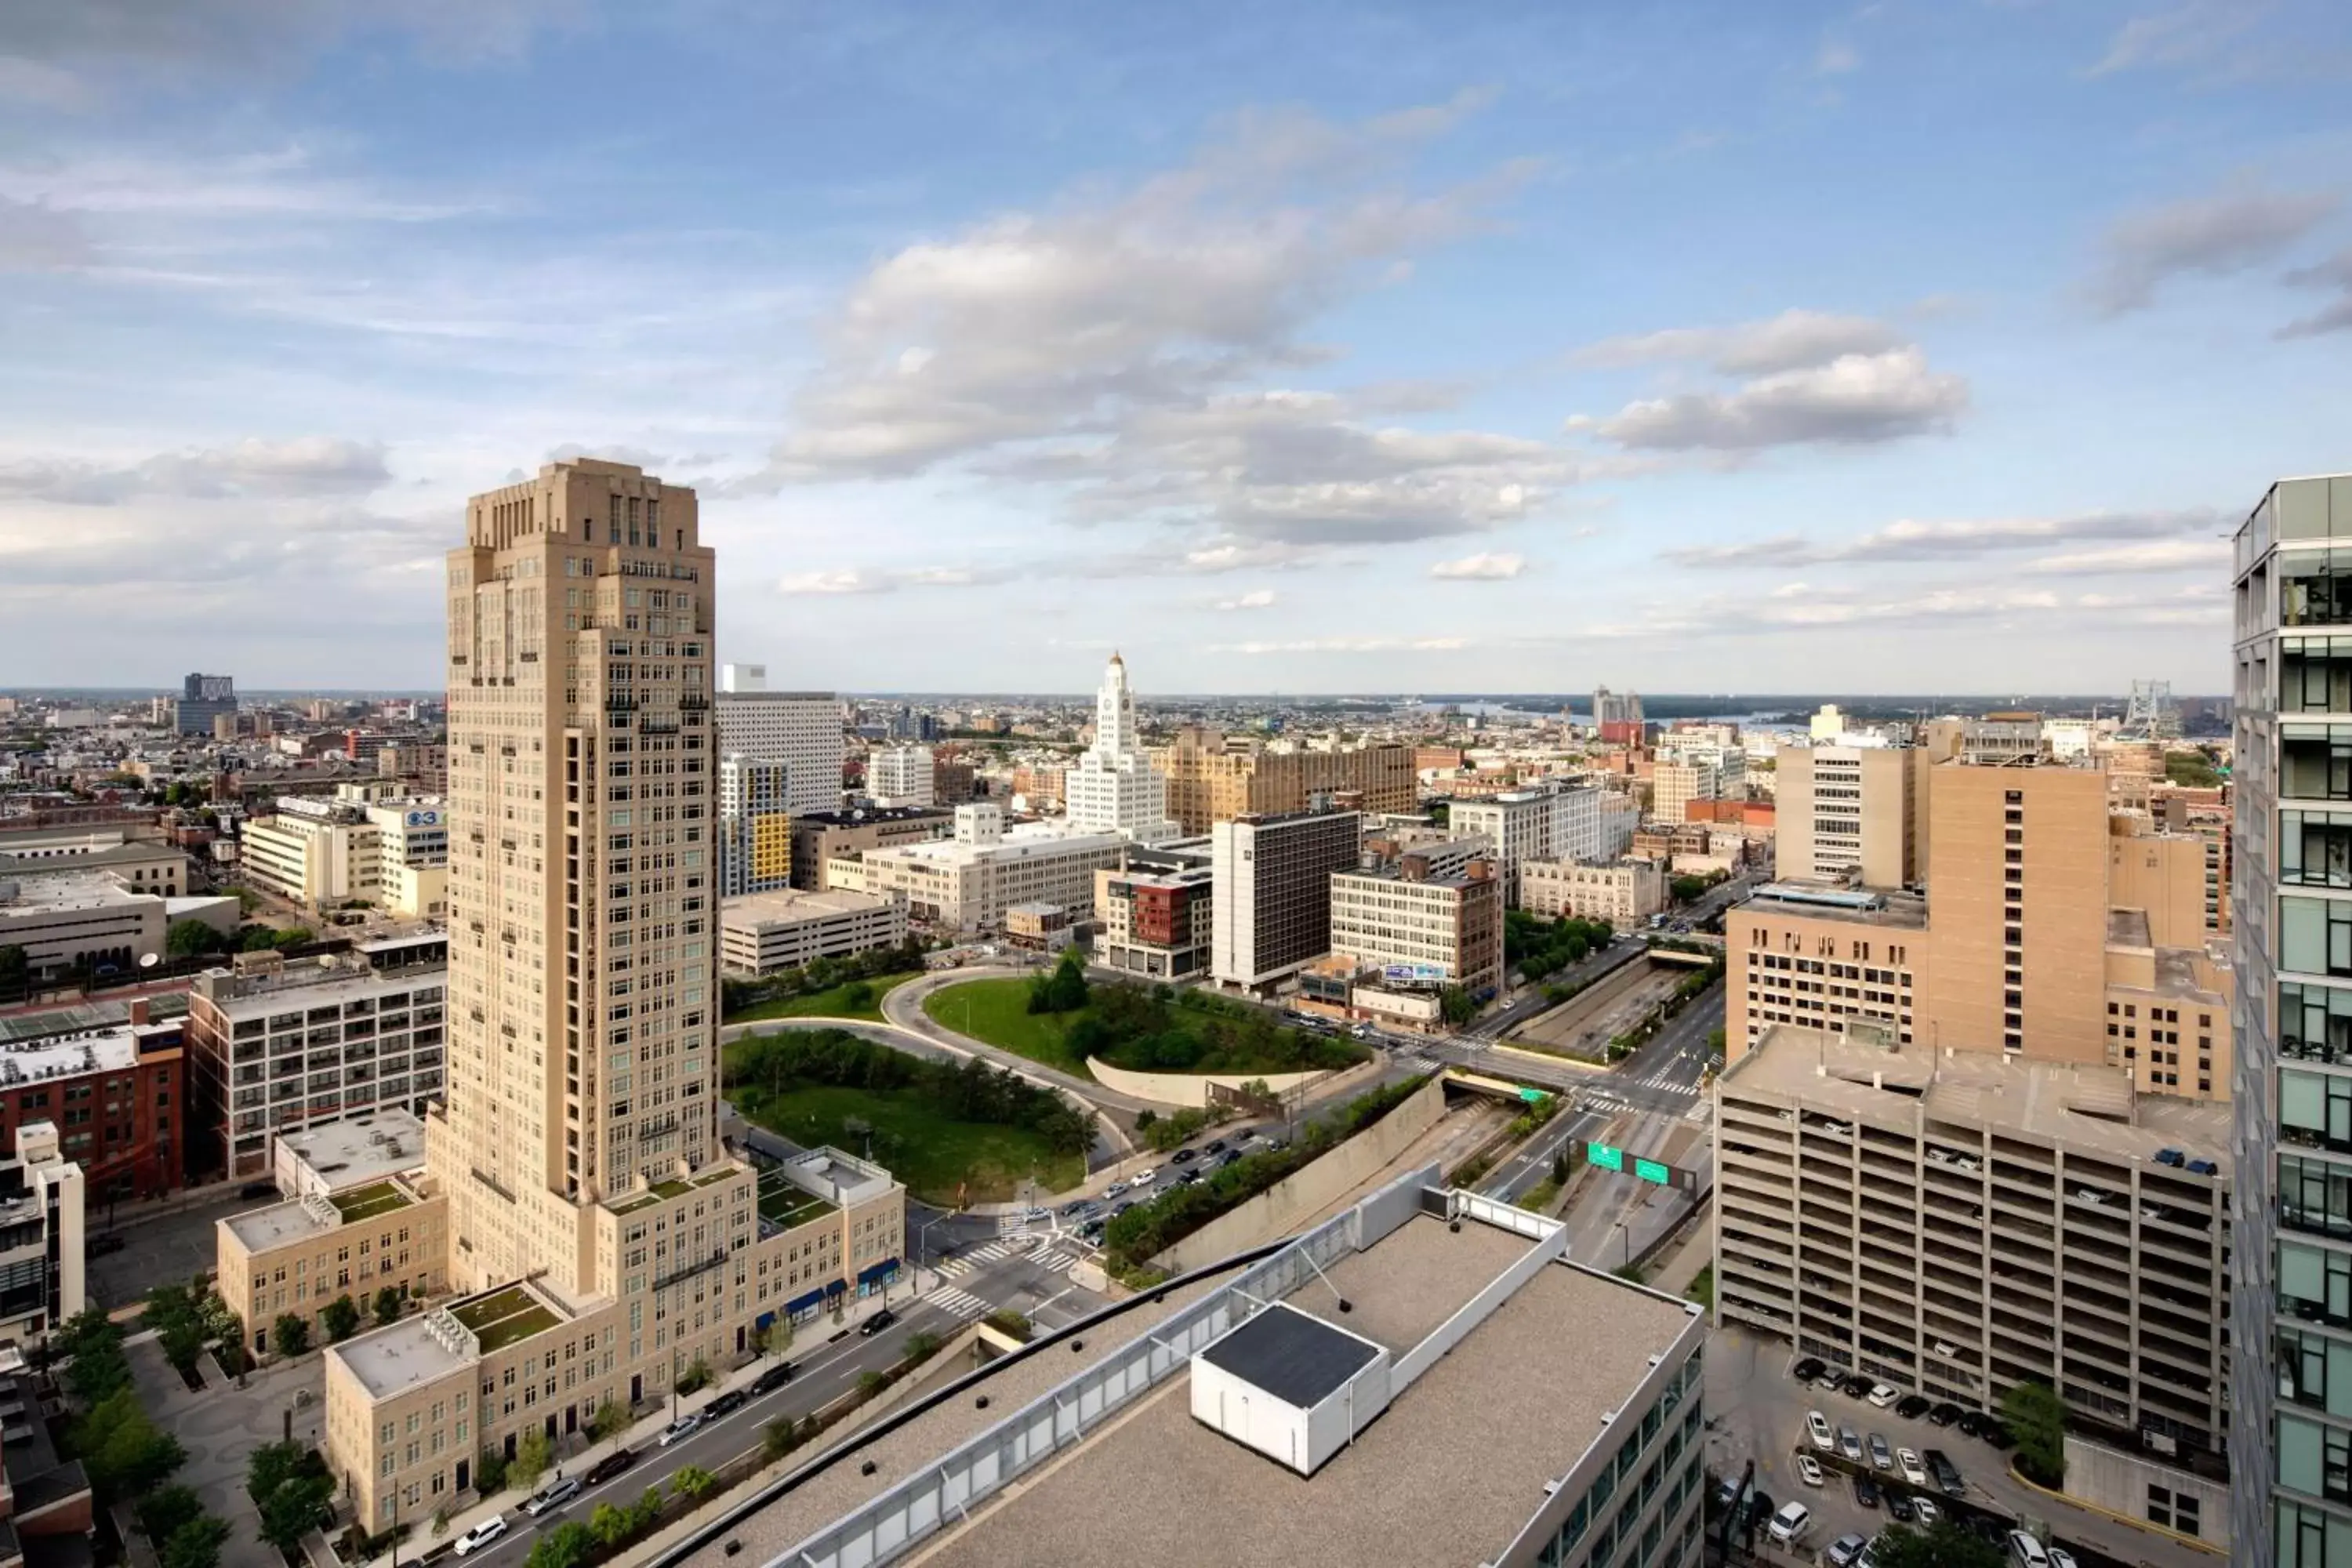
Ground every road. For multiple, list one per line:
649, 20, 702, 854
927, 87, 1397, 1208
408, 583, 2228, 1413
1458, 934, 1648, 1040
460, 1241, 1105, 1568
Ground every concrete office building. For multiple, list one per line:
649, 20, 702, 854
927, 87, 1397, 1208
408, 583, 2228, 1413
184, 935, 450, 1179
1063, 654, 1179, 842
230, 457, 907, 1533
1328, 842, 1504, 1000
786, 807, 953, 891
1774, 740, 1926, 887
857, 804, 1125, 934
717, 753, 792, 896
670, 1165, 1708, 1568
0, 831, 188, 895
1156, 728, 1415, 837
1210, 807, 1362, 992
239, 782, 447, 917
173, 672, 236, 737
1095, 859, 1215, 981
2229, 472, 2352, 1566
717, 887, 906, 976
1730, 883, 1931, 1055
1520, 855, 1667, 930
714, 666, 843, 818
1715, 1025, 2231, 1457
866, 746, 934, 810
0, 874, 171, 982
1447, 780, 1604, 904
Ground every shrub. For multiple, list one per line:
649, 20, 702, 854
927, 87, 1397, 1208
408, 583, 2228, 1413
321, 1295, 360, 1344
271, 1312, 310, 1357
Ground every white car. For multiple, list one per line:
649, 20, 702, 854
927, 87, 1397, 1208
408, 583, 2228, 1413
1866, 1381, 1900, 1408
1131, 1166, 1157, 1185
1898, 1446, 1927, 1487
1767, 1501, 1812, 1545
1914, 1497, 1941, 1526
453, 1516, 509, 1557
2007, 1531, 2051, 1568
1102, 1181, 1127, 1200
2046, 1550, 2079, 1568
1795, 1454, 1824, 1487
659, 1412, 703, 1447
1806, 1410, 1835, 1450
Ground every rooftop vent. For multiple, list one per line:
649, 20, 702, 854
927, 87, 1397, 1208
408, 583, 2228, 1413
1189, 1303, 1392, 1477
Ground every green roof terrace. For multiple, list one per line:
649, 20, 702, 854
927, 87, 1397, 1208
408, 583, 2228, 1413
449, 1283, 562, 1353
330, 1181, 414, 1223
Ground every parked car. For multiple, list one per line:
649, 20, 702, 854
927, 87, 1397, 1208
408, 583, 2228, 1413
522, 1478, 580, 1517
453, 1517, 509, 1556
1806, 1410, 1835, 1450
2007, 1530, 2051, 1568
1841, 1374, 1874, 1399
2047, 1548, 2080, 1568
1927, 1401, 1964, 1427
1131, 1167, 1157, 1185
1022, 1207, 1049, 1223
1795, 1454, 1824, 1487
1957, 1410, 1992, 1439
1983, 1421, 2017, 1451
1838, 1426, 1863, 1461
1203, 1139, 1227, 1156
750, 1363, 796, 1396
1915, 1497, 1942, 1527
1898, 1447, 1927, 1487
1895, 1394, 1933, 1421
1102, 1181, 1127, 1200
1218, 1149, 1243, 1167
1925, 1448, 1965, 1497
1767, 1502, 1811, 1545
1867, 1382, 1900, 1409
87, 1233, 126, 1256
1828, 1534, 1871, 1567
1816, 1364, 1852, 1392
706, 1389, 746, 1419
859, 1308, 897, 1338
584, 1449, 637, 1486
659, 1414, 703, 1447
1172, 1149, 1198, 1164
1177, 1169, 1203, 1185
1791, 1357, 1827, 1384
1059, 1198, 1094, 1218
1853, 1472, 1882, 1510
1888, 1490, 1915, 1523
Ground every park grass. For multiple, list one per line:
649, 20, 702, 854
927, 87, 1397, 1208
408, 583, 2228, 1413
734, 1080, 1082, 1204
330, 1181, 412, 1221
726, 971, 920, 1025
922, 978, 1094, 1076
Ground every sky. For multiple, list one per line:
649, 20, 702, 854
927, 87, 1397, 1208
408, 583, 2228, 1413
2, 1, 2348, 696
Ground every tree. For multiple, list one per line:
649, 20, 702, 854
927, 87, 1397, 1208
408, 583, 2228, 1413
59, 1308, 132, 1403
2002, 1379, 2067, 1486
140, 1484, 207, 1547
588, 1503, 637, 1549
147, 1280, 215, 1374
523, 1521, 594, 1568
763, 1414, 816, 1463
75, 1389, 187, 1500
320, 1294, 361, 1344
272, 1312, 310, 1356
510, 1428, 552, 1491
840, 980, 874, 1012
630, 1488, 666, 1534
1669, 873, 1708, 904
670, 1465, 716, 1508
247, 1439, 333, 1552
372, 1287, 402, 1327
588, 1399, 630, 1441
160, 1515, 231, 1568
903, 1330, 942, 1364
473, 1448, 509, 1497
1865, 1523, 2004, 1568
1439, 985, 1475, 1026
165, 919, 226, 958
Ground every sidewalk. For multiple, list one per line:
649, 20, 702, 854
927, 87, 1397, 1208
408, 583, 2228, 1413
356, 1271, 927, 1568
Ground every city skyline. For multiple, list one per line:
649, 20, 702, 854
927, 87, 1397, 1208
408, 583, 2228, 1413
5, 3, 2347, 694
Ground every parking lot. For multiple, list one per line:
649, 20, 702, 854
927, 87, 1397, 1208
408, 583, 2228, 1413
1703, 1324, 2216, 1568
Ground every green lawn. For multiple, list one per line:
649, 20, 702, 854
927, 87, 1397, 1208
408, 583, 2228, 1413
330, 1181, 412, 1222
734, 1081, 1083, 1204
921, 978, 1092, 1075
725, 971, 920, 1024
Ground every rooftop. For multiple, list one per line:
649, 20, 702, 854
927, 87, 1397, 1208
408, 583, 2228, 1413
0, 993, 187, 1047
330, 1181, 412, 1222
1744, 880, 1929, 927
222, 1199, 330, 1253
196, 954, 446, 1008
793, 806, 952, 828
1721, 1025, 2234, 1173
278, 1110, 429, 1189
679, 1171, 1700, 1568
0, 872, 157, 915
333, 1280, 574, 1398
720, 887, 895, 927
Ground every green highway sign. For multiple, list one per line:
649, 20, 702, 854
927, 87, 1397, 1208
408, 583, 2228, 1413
1572, 1139, 1693, 1190
1585, 1141, 1625, 1172
1635, 1158, 1671, 1185
1519, 1087, 1551, 1103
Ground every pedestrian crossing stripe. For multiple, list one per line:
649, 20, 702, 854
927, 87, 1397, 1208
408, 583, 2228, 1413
928, 1287, 989, 1320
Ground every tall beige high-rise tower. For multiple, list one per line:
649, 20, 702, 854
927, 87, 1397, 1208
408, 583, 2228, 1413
436, 457, 719, 1295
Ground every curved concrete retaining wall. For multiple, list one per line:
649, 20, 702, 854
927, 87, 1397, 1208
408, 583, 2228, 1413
1150, 1077, 1450, 1274
1083, 1057, 1331, 1109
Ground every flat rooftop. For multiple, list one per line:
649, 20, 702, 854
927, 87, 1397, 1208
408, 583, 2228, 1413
279, 1110, 428, 1189
720, 887, 893, 927
333, 1280, 573, 1398
0, 993, 188, 1047
1744, 880, 1928, 927
201, 956, 446, 1008
0, 872, 154, 913
682, 1186, 1698, 1568
1722, 1025, 2233, 1173
223, 1200, 330, 1253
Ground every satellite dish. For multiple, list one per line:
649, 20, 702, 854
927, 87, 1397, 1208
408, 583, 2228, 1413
140, 953, 160, 969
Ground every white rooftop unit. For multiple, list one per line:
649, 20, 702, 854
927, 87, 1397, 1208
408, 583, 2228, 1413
1189, 1301, 1392, 1477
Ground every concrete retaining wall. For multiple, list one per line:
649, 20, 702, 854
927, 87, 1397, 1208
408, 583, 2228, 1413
1083, 1057, 1332, 1109
1150, 1077, 1450, 1274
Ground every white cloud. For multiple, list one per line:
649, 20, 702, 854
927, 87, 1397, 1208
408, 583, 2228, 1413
775, 570, 884, 596
0, 437, 391, 503
1577, 308, 1904, 376
2085, 180, 2341, 315
1596, 347, 1967, 452
2024, 539, 2230, 574
1429, 550, 1526, 580
774, 563, 1015, 596
1816, 40, 1860, 75
1215, 588, 1278, 611
1664, 507, 2216, 567
1209, 636, 1472, 655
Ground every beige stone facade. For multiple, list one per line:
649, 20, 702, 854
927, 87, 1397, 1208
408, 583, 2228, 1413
1773, 742, 1925, 888
1518, 856, 1664, 929
1155, 729, 1415, 836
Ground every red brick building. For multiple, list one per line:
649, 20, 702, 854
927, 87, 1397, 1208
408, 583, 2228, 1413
0, 1003, 185, 1202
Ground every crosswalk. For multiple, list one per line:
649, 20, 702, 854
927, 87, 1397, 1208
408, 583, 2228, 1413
927, 1285, 991, 1321
936, 1239, 1026, 1279
937, 1233, 1091, 1285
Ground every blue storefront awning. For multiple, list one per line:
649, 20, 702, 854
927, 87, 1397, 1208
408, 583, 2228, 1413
824, 1278, 848, 1296
785, 1288, 824, 1315
856, 1256, 901, 1286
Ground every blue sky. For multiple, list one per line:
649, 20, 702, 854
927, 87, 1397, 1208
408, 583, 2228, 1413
2, 0, 2348, 695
